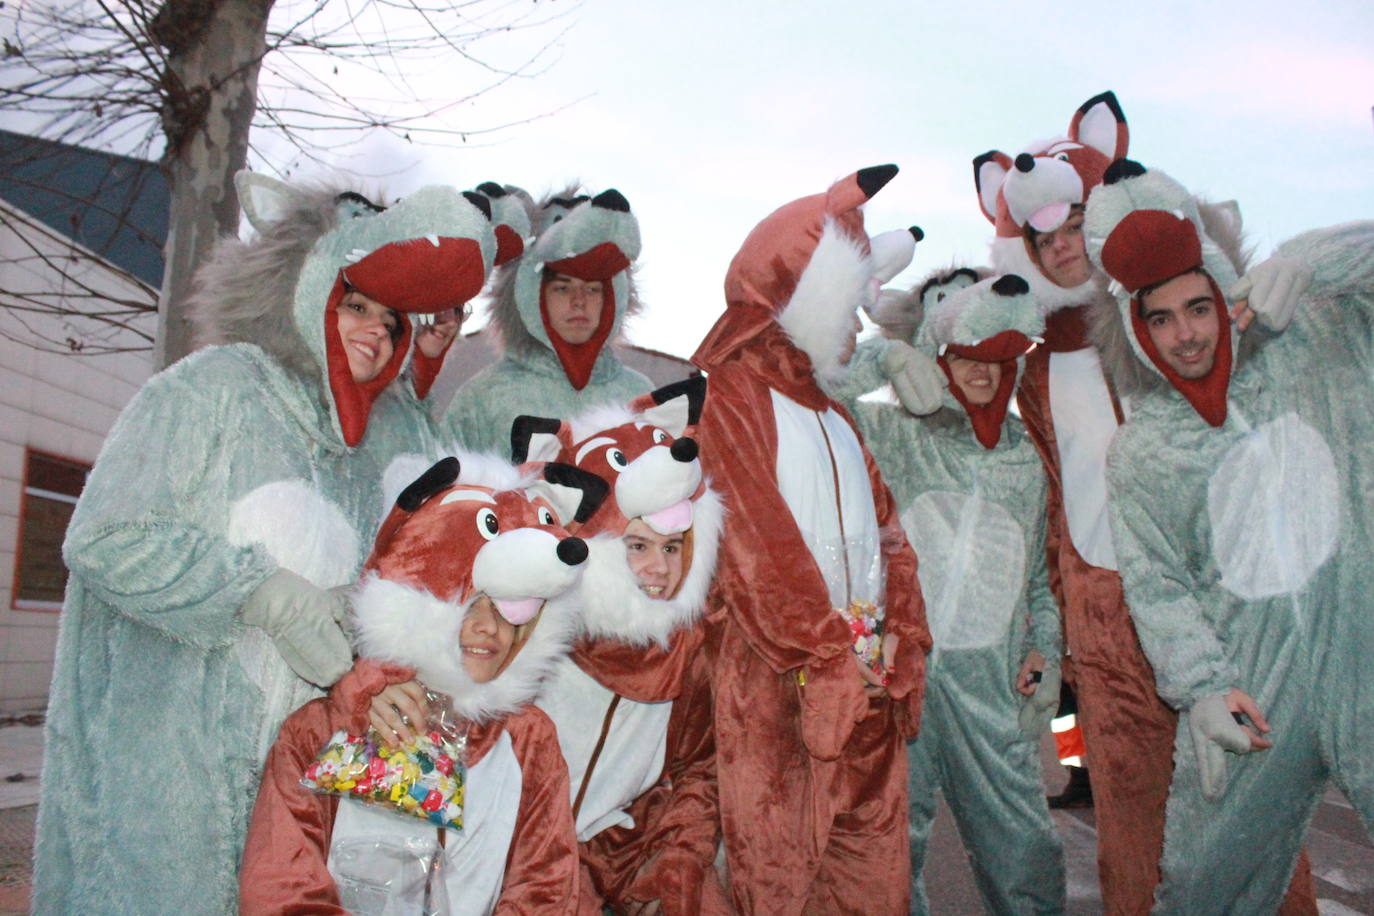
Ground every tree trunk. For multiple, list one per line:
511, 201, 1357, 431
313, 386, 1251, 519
154, 0, 273, 369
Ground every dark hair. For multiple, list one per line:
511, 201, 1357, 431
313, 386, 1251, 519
1134, 266, 1210, 319
1024, 203, 1085, 251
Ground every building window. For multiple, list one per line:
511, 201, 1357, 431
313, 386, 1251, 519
13, 450, 89, 611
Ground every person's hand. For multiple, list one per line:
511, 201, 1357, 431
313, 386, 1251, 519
1228, 256, 1311, 332
1015, 650, 1047, 698
881, 340, 945, 417
241, 569, 352, 687
415, 308, 460, 359
854, 634, 899, 699
1188, 689, 1272, 800
368, 680, 430, 748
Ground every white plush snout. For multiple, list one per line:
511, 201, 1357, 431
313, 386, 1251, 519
473, 527, 585, 608
615, 446, 702, 522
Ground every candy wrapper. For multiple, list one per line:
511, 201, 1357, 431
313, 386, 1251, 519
302, 688, 468, 832
839, 598, 884, 676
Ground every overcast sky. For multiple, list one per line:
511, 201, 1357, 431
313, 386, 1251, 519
260, 0, 1373, 359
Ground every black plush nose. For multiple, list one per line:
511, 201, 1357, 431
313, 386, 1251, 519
591, 188, 630, 212
992, 274, 1030, 297
556, 537, 588, 566
1014, 153, 1036, 173
670, 437, 698, 463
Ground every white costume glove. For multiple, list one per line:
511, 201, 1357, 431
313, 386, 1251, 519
881, 340, 944, 417
1187, 692, 1254, 800
1017, 662, 1061, 742
241, 569, 353, 688
1228, 255, 1312, 331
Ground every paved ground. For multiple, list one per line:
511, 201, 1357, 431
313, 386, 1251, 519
1, 721, 1370, 914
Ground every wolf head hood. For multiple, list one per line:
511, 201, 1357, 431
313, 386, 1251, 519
1084, 160, 1242, 427
352, 453, 607, 723
692, 165, 910, 406
917, 274, 1043, 448
973, 90, 1129, 316
511, 377, 722, 648
484, 186, 642, 390
186, 173, 498, 447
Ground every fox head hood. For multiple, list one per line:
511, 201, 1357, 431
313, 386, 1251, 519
511, 377, 722, 648
1084, 160, 1241, 427
351, 453, 609, 722
186, 173, 499, 446
692, 165, 911, 405
973, 90, 1129, 317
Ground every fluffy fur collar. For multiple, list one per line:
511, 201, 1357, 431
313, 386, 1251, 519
550, 487, 724, 648
352, 574, 575, 724
776, 217, 873, 385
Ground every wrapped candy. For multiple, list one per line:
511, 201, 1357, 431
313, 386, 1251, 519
838, 598, 884, 676
302, 689, 468, 831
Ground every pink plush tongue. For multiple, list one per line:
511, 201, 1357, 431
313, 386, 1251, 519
1028, 201, 1070, 233
492, 597, 542, 625
643, 499, 693, 535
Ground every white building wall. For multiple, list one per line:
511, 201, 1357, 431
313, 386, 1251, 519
0, 203, 155, 713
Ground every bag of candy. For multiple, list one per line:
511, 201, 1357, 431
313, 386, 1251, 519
302, 687, 468, 831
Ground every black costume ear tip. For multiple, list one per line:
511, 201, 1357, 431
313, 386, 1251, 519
396, 456, 461, 511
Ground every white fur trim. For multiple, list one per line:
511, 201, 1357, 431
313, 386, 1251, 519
560, 486, 724, 647
568, 404, 638, 444
776, 218, 873, 384
352, 575, 576, 722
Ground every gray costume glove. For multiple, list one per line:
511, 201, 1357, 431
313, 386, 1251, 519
881, 340, 944, 417
241, 569, 353, 688
1187, 692, 1254, 800
1229, 255, 1312, 331
1018, 661, 1061, 742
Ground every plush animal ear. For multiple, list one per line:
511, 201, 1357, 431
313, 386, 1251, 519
236, 171, 299, 232
632, 376, 707, 436
396, 457, 461, 511
1070, 90, 1129, 162
511, 416, 567, 465
535, 463, 610, 526
973, 151, 1013, 225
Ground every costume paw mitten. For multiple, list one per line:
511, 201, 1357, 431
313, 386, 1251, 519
1187, 692, 1254, 800
1229, 255, 1312, 331
882, 340, 944, 416
1018, 662, 1061, 742
242, 569, 353, 687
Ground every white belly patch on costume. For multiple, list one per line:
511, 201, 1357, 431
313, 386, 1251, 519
1048, 348, 1120, 570
538, 655, 670, 842
228, 478, 361, 761
329, 730, 520, 916
901, 491, 1025, 650
1207, 413, 1340, 601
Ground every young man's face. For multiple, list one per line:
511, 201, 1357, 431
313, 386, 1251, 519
624, 518, 685, 600
1140, 270, 1222, 379
946, 354, 1003, 406
1030, 209, 1091, 288
459, 596, 517, 683
543, 273, 604, 345
336, 290, 399, 383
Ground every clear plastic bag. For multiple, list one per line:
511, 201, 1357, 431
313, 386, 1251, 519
303, 687, 468, 831
331, 834, 452, 916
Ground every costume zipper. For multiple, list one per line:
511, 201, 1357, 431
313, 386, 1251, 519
421, 827, 447, 914
572, 694, 622, 822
